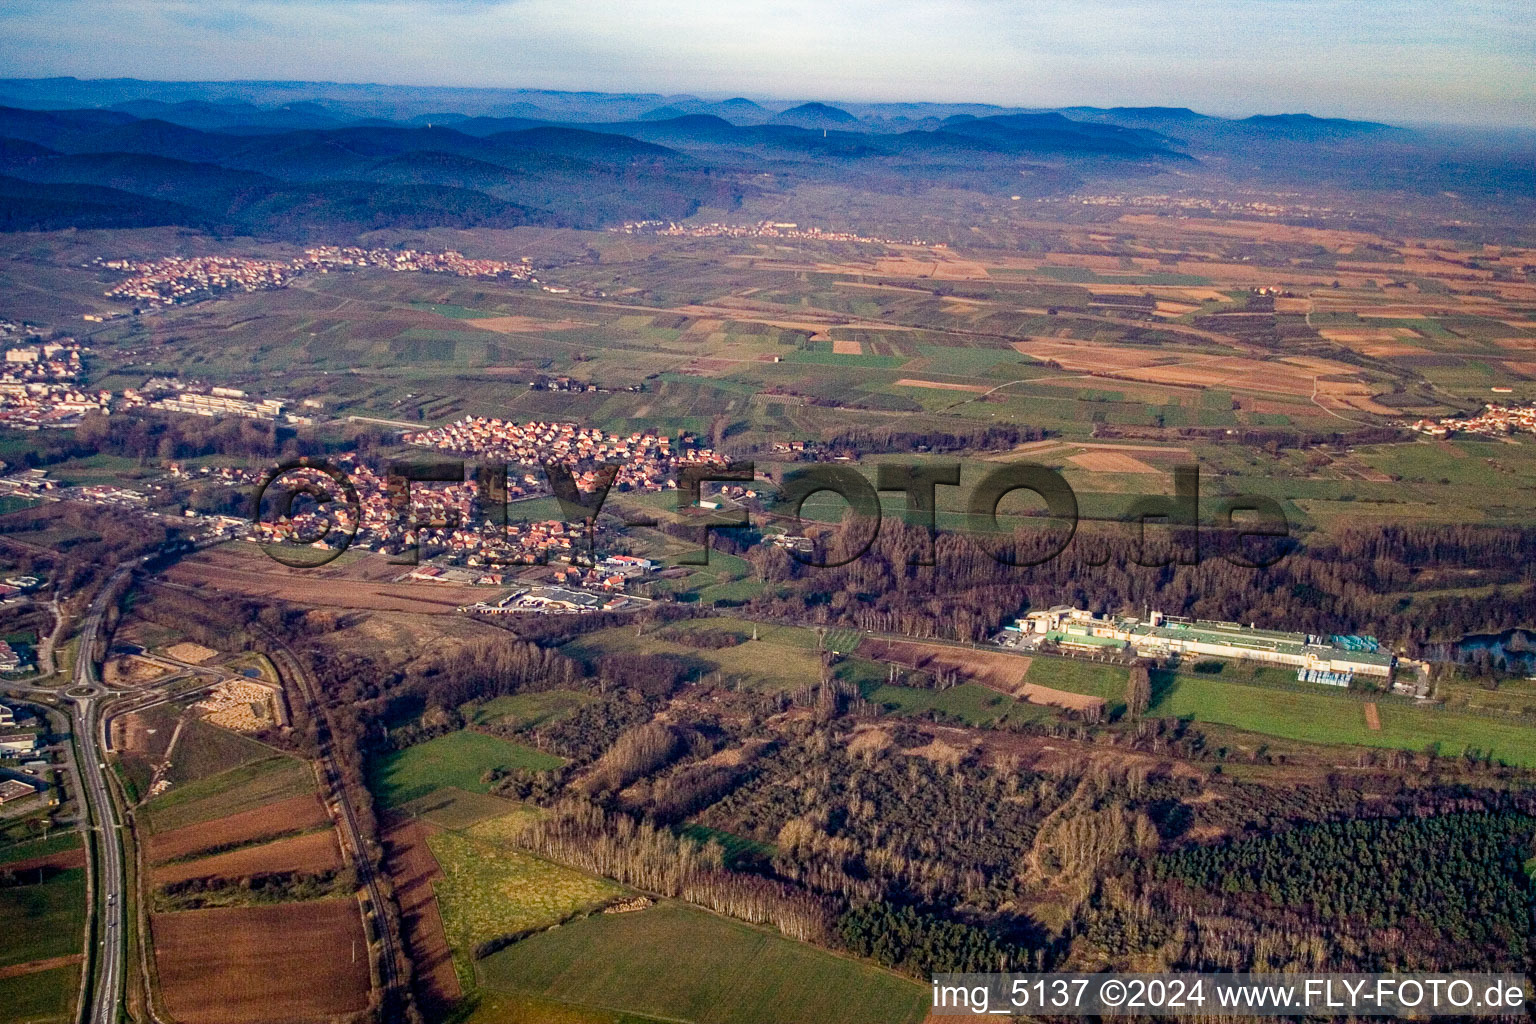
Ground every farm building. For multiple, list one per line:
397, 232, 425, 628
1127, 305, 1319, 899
1017, 606, 1395, 684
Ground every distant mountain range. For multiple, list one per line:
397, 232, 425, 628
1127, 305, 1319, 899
0, 78, 1527, 239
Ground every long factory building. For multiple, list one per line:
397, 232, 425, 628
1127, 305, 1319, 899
1013, 606, 1395, 685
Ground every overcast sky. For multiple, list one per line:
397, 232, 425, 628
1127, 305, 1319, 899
0, 0, 1531, 126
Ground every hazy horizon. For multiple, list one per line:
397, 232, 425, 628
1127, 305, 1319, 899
0, 0, 1532, 128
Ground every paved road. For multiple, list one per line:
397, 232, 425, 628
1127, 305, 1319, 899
70, 561, 140, 1024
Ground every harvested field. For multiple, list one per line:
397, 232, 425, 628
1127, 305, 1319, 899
141, 757, 318, 835
152, 900, 370, 1024
164, 642, 217, 665
831, 339, 863, 355
466, 315, 585, 333
1068, 451, 1159, 473
148, 792, 330, 863
112, 710, 169, 759
152, 829, 342, 885
1364, 703, 1382, 731
1319, 329, 1401, 343
1356, 343, 1433, 357
892, 378, 990, 392
0, 848, 86, 874
382, 817, 461, 1014
163, 548, 487, 615
1014, 683, 1107, 712
872, 255, 990, 280
1010, 338, 1377, 403
857, 639, 1030, 693
0, 954, 82, 980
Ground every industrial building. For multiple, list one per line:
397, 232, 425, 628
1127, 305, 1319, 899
1012, 606, 1395, 685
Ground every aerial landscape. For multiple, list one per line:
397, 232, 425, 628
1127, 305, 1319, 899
0, 2, 1531, 1023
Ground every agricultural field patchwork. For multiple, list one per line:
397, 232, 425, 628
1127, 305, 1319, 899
139, 756, 316, 834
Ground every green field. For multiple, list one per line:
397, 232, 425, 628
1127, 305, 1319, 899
400, 787, 531, 829
1151, 675, 1536, 766
0, 834, 80, 868
479, 901, 927, 1024
563, 625, 826, 694
164, 719, 282, 786
140, 755, 315, 833
371, 730, 564, 808
1025, 657, 1129, 701
0, 868, 85, 968
427, 829, 621, 973
470, 691, 593, 730
0, 964, 80, 1024
867, 682, 1055, 728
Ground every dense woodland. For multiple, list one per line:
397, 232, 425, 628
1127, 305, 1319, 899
1152, 812, 1534, 969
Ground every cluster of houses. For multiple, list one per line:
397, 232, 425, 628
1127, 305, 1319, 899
100, 246, 535, 310
1007, 606, 1398, 686
0, 339, 108, 430
1410, 402, 1536, 438
768, 440, 820, 458
613, 220, 939, 247
529, 375, 643, 395
294, 246, 533, 280
249, 457, 612, 569
404, 418, 725, 494
102, 254, 298, 306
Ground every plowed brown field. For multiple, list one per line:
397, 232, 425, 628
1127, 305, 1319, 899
148, 793, 330, 863
152, 901, 370, 1024
152, 829, 342, 885
858, 638, 1030, 691
383, 816, 461, 1013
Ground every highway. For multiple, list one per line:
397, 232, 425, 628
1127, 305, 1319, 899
71, 561, 139, 1024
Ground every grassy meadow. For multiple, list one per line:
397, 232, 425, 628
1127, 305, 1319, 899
1150, 674, 1536, 767
371, 731, 565, 808
426, 829, 621, 978
479, 901, 928, 1024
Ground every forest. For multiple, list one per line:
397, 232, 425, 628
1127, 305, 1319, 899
741, 517, 1536, 653
1151, 812, 1535, 969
